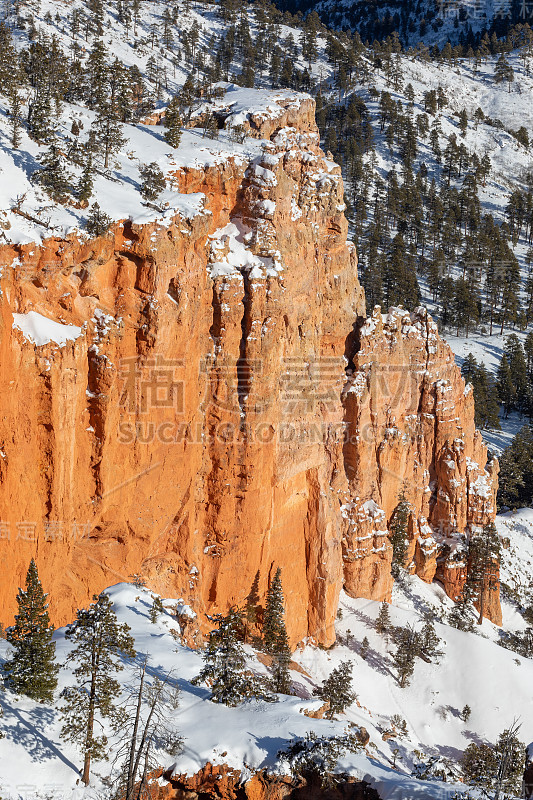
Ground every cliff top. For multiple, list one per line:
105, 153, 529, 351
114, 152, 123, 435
0, 85, 314, 247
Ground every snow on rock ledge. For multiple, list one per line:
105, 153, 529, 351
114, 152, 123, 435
12, 311, 84, 347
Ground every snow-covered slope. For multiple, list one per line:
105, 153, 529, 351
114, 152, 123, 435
1, 509, 532, 800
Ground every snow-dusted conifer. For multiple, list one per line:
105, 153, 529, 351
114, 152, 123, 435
139, 162, 166, 201
149, 596, 164, 624
313, 661, 356, 718
376, 600, 391, 634
3, 559, 58, 703
192, 606, 271, 706
164, 96, 182, 148
60, 592, 136, 785
86, 202, 111, 236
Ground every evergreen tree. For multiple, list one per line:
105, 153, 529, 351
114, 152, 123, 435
389, 491, 410, 577
461, 704, 471, 722
376, 601, 391, 634
496, 354, 515, 417
494, 53, 514, 91
86, 202, 111, 236
458, 108, 468, 136
419, 613, 442, 660
9, 89, 23, 149
60, 592, 136, 785
467, 522, 501, 625
392, 625, 419, 687
263, 567, 286, 653
92, 104, 126, 169
498, 424, 533, 508
448, 583, 475, 632
263, 568, 292, 694
462, 722, 524, 796
149, 596, 164, 624
3, 559, 58, 703
192, 607, 271, 706
34, 140, 72, 202
77, 155, 94, 204
164, 96, 182, 148
504, 334, 528, 408
27, 90, 53, 142
139, 162, 166, 201
360, 636, 369, 660
0, 22, 18, 97
313, 661, 356, 718
270, 624, 291, 695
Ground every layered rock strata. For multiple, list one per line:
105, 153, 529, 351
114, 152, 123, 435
0, 91, 499, 640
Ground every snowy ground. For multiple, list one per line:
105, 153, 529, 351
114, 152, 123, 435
1, 509, 532, 800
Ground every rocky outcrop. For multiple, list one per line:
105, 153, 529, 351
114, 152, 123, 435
155, 763, 380, 800
0, 91, 499, 640
342, 306, 499, 621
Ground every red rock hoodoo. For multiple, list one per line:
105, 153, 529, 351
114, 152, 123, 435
0, 93, 499, 640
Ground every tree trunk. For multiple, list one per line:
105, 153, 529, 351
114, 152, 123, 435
126, 662, 147, 800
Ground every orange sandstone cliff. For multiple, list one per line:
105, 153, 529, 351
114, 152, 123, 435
0, 92, 499, 640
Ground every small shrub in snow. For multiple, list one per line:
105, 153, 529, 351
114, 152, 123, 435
149, 596, 165, 624
277, 728, 363, 786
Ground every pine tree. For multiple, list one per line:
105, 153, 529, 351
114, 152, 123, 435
376, 601, 391, 634
9, 89, 23, 149
392, 625, 419, 687
77, 155, 94, 204
494, 53, 514, 91
92, 104, 126, 169
192, 607, 271, 706
389, 491, 410, 577
270, 624, 291, 695
462, 722, 524, 796
504, 334, 528, 408
360, 636, 369, 660
448, 583, 475, 632
114, 657, 182, 800
467, 523, 501, 625
419, 613, 442, 660
164, 96, 182, 148
263, 568, 292, 694
86, 202, 111, 236
498, 424, 533, 508
313, 661, 356, 718
497, 354, 515, 418
149, 596, 164, 624
28, 90, 53, 142
461, 704, 471, 722
60, 592, 136, 785
263, 567, 286, 653
458, 108, 468, 136
3, 559, 58, 703
34, 140, 72, 202
139, 162, 166, 202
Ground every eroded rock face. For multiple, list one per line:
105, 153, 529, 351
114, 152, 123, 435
0, 96, 363, 646
342, 306, 499, 622
0, 93, 500, 640
157, 762, 380, 800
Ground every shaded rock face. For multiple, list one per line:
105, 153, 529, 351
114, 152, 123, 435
0, 95, 499, 640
